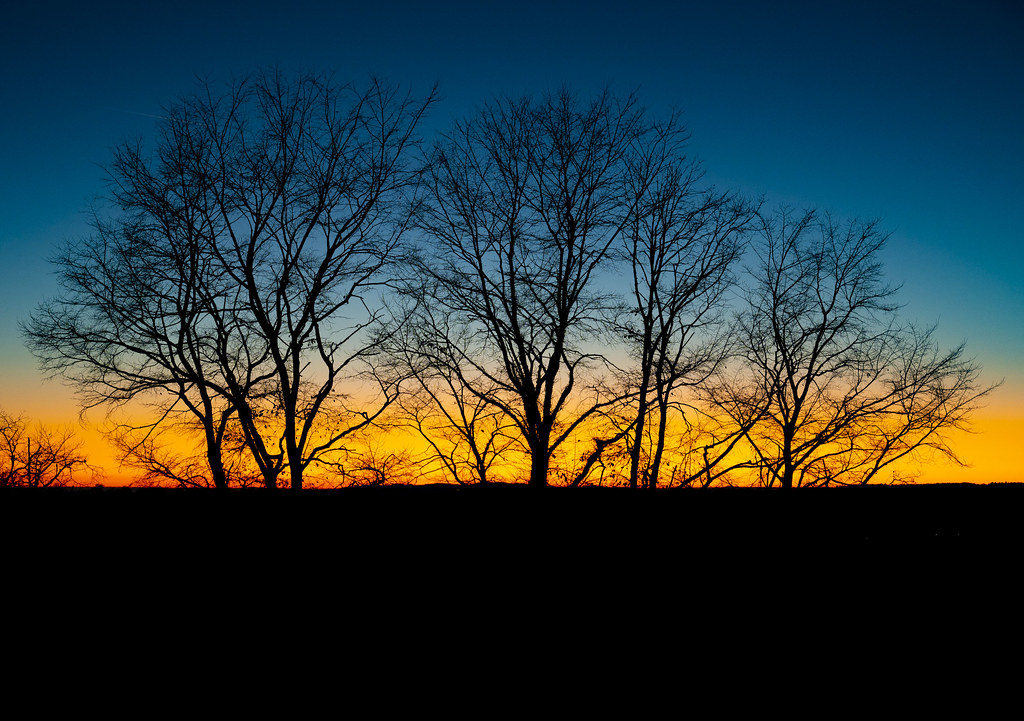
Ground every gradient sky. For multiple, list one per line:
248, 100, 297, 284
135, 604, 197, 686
1, 0, 1021, 482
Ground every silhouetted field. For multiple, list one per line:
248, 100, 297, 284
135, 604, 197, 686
4, 483, 1020, 599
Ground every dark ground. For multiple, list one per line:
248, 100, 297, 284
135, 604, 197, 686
3, 483, 1019, 681
3, 484, 1015, 716
3, 483, 1020, 593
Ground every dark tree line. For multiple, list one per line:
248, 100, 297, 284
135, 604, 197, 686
22, 73, 994, 489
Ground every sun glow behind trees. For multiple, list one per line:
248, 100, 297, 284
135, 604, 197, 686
48, 400, 1018, 487
19, 75, 999, 489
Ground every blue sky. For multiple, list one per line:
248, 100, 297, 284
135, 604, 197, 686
2, 0, 1021, 422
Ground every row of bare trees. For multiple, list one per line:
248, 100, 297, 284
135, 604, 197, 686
22, 72, 993, 489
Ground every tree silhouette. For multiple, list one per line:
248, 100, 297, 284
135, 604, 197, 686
107, 417, 264, 488
22, 74, 994, 491
385, 300, 523, 484
23, 194, 246, 488
708, 207, 994, 487
0, 409, 94, 487
409, 89, 677, 487
25, 71, 435, 489
619, 157, 759, 489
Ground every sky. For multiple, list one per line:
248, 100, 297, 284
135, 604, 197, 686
1, 0, 1021, 483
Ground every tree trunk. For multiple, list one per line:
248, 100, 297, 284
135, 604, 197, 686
264, 470, 280, 490
198, 409, 228, 489
780, 424, 795, 488
529, 454, 548, 487
780, 448, 794, 488
205, 436, 228, 490
648, 396, 671, 489
628, 397, 648, 491
528, 436, 550, 487
286, 427, 303, 490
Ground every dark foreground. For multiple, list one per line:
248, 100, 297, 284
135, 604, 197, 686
1, 483, 1015, 715
3, 483, 1021, 594
4, 480, 1021, 683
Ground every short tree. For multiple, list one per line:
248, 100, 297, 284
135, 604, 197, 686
0, 409, 94, 487
385, 299, 523, 484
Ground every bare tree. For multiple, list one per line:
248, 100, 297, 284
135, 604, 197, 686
620, 157, 759, 489
338, 438, 418, 487
410, 88, 677, 487
107, 417, 263, 488
0, 409, 95, 487
24, 196, 249, 488
191, 71, 435, 489
711, 207, 994, 488
25, 71, 435, 489
385, 297, 523, 484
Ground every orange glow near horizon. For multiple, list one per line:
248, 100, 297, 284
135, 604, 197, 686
912, 416, 1024, 485
9, 375, 1020, 488
45, 410, 1021, 488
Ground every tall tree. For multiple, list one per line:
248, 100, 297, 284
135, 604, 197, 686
189, 72, 434, 489
25, 72, 435, 489
621, 158, 758, 489
411, 89, 674, 487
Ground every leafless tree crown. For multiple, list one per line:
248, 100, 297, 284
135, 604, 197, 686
22, 80, 994, 489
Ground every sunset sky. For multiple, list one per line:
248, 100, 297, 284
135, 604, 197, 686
1, 0, 1021, 484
